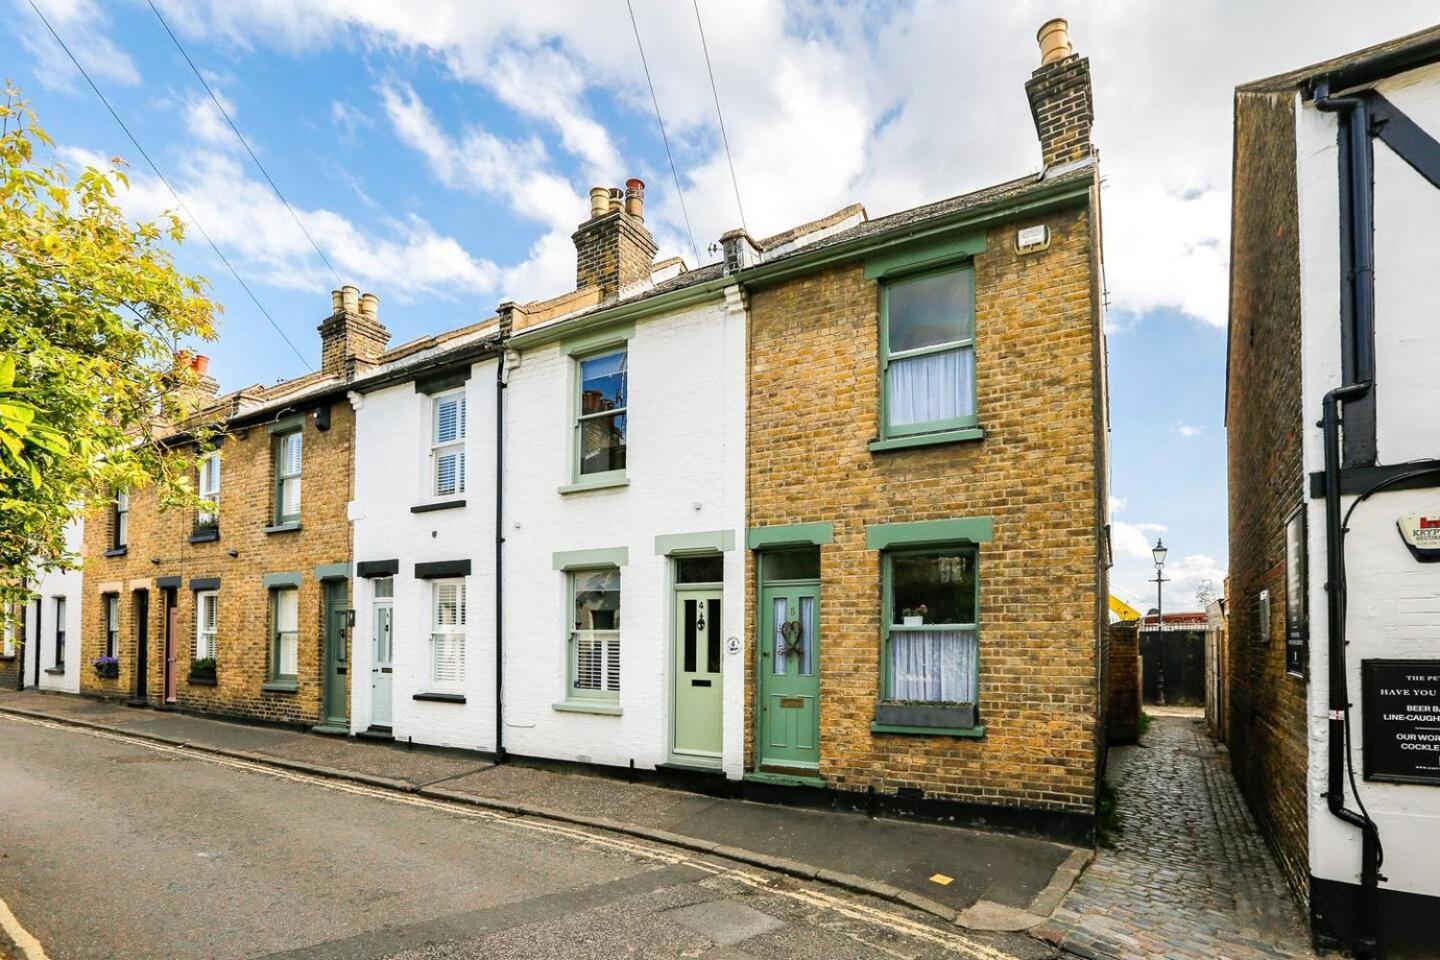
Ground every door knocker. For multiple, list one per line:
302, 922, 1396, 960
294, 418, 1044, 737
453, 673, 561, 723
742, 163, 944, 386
778, 619, 805, 657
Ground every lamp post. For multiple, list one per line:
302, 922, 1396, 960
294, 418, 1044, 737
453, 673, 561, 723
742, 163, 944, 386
1150, 538, 1169, 705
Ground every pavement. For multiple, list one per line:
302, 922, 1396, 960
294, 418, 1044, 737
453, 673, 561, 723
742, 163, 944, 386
0, 710, 1063, 960
0, 689, 1084, 935
1034, 710, 1316, 960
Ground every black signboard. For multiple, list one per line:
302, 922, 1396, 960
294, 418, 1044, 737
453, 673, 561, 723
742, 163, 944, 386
1362, 659, 1440, 784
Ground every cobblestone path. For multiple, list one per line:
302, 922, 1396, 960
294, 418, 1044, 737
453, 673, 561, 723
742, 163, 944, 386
1035, 713, 1314, 960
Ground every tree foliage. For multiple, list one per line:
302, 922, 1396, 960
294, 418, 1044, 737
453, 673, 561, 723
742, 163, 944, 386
0, 87, 219, 612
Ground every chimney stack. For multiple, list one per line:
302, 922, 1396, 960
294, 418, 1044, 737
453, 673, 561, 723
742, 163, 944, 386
1024, 18, 1095, 170
319, 284, 390, 381
573, 177, 658, 299
173, 350, 220, 417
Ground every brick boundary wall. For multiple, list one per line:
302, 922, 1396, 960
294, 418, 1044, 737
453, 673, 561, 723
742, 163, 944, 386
1105, 621, 1140, 744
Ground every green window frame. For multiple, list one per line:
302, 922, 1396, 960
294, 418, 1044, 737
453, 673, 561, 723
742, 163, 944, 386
879, 262, 978, 439
572, 344, 628, 486
269, 586, 299, 683
880, 545, 980, 704
272, 428, 303, 525
566, 566, 621, 701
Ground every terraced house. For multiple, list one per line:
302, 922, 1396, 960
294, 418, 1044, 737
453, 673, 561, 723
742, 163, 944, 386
64, 17, 1110, 844
78, 288, 385, 730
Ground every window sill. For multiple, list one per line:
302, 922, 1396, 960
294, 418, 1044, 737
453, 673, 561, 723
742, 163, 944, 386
870, 722, 985, 738
552, 699, 622, 716
189, 527, 220, 544
411, 499, 466, 514
868, 427, 985, 453
262, 679, 299, 693
557, 476, 629, 496
413, 691, 467, 704
264, 522, 302, 535
44, 667, 66, 675
104, 547, 128, 558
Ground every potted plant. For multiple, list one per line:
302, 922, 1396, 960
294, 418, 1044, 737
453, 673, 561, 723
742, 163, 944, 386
901, 604, 928, 627
91, 656, 120, 679
189, 657, 217, 685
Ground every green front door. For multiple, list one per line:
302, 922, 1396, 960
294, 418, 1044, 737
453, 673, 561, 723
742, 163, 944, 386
321, 581, 348, 730
758, 582, 820, 770
672, 588, 723, 764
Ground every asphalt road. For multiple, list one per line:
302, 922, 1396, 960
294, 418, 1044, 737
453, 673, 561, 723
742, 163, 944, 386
0, 715, 1054, 959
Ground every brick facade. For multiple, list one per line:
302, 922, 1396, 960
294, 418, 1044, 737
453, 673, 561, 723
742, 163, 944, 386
1224, 90, 1309, 901
1026, 54, 1095, 169
572, 209, 658, 299
79, 403, 355, 727
1104, 621, 1140, 744
745, 199, 1108, 819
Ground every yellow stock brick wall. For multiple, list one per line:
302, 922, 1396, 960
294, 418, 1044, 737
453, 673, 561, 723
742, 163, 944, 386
80, 401, 354, 727
745, 199, 1108, 815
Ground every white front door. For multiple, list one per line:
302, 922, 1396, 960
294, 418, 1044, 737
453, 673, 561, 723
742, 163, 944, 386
371, 583, 394, 728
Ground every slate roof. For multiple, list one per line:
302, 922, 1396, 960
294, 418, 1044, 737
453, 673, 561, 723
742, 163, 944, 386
1240, 23, 1440, 94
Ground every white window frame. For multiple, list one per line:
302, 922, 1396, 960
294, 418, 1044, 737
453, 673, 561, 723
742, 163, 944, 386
429, 579, 466, 691
198, 451, 221, 528
567, 567, 621, 700
430, 389, 467, 499
53, 596, 66, 667
195, 590, 218, 661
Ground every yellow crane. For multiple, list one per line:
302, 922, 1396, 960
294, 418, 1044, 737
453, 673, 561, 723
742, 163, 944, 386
1108, 595, 1142, 622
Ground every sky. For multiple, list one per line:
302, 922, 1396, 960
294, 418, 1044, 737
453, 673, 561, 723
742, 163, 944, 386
9, 0, 1440, 611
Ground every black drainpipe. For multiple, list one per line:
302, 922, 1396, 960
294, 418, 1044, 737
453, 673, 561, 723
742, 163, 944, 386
493, 347, 507, 764
1313, 80, 1381, 960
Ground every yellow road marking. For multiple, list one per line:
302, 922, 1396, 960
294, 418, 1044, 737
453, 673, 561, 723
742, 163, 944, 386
0, 891, 51, 960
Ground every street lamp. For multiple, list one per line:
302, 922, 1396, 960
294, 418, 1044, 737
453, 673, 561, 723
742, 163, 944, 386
1150, 538, 1170, 705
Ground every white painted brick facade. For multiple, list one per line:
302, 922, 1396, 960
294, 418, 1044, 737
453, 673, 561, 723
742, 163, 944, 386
502, 290, 747, 776
348, 361, 498, 751
1296, 61, 1440, 903
21, 519, 84, 693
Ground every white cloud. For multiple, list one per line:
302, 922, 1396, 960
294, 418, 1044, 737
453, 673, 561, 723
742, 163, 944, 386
16, 0, 141, 89
330, 100, 373, 138
184, 91, 236, 145
1109, 495, 1126, 514
1177, 422, 1203, 438
1112, 519, 1167, 561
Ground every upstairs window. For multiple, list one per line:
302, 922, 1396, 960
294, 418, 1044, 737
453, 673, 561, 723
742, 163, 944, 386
431, 391, 467, 498
569, 568, 621, 698
197, 451, 221, 528
112, 489, 130, 549
575, 349, 627, 480
195, 590, 218, 661
881, 265, 977, 438
430, 580, 466, 689
273, 429, 302, 525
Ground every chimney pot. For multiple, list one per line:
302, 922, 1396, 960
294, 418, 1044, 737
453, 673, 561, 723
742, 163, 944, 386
624, 178, 645, 219
331, 289, 344, 314
1037, 18, 1072, 65
341, 285, 360, 314
192, 354, 210, 375
609, 187, 623, 213
589, 186, 610, 219
360, 292, 379, 320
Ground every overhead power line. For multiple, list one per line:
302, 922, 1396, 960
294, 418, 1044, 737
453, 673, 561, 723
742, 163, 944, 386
692, 0, 747, 235
625, 0, 702, 266
24, 0, 313, 372
144, 0, 344, 288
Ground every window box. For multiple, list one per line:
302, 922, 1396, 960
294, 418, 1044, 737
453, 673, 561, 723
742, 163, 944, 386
189, 656, 217, 685
189, 526, 220, 544
873, 700, 977, 730
91, 657, 120, 679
